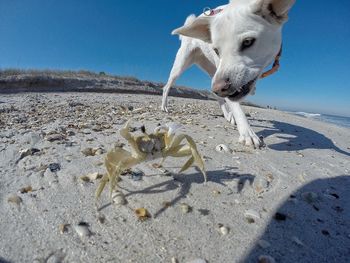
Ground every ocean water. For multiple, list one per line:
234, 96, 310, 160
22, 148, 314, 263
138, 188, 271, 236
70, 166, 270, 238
293, 112, 350, 129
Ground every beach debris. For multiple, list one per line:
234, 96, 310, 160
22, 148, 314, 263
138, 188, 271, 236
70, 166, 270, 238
258, 255, 276, 263
258, 240, 271, 249
244, 209, 261, 223
49, 163, 61, 172
96, 120, 206, 199
97, 214, 106, 224
111, 191, 127, 205
59, 224, 69, 234
198, 209, 210, 216
215, 144, 231, 153
212, 189, 221, 195
80, 172, 103, 182
74, 222, 91, 238
274, 212, 287, 221
296, 151, 304, 157
19, 186, 33, 193
253, 177, 270, 195
301, 192, 318, 204
7, 195, 23, 207
171, 257, 179, 263
81, 147, 104, 157
218, 224, 230, 235
17, 148, 40, 162
180, 203, 191, 214
135, 208, 151, 221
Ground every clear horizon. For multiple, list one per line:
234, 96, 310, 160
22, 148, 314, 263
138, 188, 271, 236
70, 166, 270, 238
1, 0, 349, 117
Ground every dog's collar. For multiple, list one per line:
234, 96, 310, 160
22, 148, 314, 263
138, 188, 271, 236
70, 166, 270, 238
260, 45, 282, 79
203, 7, 282, 79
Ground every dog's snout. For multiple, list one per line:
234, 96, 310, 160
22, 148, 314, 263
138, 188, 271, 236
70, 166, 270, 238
213, 78, 231, 96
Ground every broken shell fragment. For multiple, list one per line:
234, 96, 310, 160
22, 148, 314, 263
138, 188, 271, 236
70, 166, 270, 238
244, 209, 261, 223
180, 203, 191, 214
80, 172, 103, 182
59, 224, 69, 234
112, 191, 127, 205
135, 208, 150, 221
215, 144, 231, 153
19, 186, 33, 193
74, 222, 91, 238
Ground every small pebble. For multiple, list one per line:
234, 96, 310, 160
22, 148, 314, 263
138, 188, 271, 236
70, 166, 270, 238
49, 163, 61, 172
80, 172, 103, 182
274, 212, 287, 221
258, 239, 271, 249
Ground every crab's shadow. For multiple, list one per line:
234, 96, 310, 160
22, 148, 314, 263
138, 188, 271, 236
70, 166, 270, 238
120, 168, 255, 218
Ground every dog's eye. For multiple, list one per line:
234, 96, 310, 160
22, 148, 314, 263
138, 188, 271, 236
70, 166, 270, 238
213, 48, 220, 56
241, 38, 256, 50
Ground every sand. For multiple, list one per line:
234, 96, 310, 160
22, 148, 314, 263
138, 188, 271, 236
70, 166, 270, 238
0, 92, 349, 263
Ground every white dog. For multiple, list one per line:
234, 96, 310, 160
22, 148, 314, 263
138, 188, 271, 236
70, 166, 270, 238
161, 0, 295, 148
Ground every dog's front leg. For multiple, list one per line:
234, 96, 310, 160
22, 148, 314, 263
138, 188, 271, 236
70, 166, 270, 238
217, 98, 236, 125
225, 99, 262, 148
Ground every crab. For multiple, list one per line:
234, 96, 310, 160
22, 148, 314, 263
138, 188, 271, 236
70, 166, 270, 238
96, 120, 207, 198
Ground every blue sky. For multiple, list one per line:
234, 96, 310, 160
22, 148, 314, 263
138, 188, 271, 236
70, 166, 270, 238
0, 0, 349, 116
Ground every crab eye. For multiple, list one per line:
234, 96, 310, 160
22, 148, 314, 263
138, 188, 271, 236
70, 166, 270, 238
241, 38, 256, 50
213, 48, 220, 56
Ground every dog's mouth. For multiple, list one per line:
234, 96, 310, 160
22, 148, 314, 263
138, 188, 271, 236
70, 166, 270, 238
227, 78, 257, 101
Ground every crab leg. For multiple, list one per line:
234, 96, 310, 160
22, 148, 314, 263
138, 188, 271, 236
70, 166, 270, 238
165, 134, 207, 182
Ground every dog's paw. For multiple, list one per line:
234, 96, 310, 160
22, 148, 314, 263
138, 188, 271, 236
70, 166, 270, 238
161, 104, 169, 113
238, 129, 264, 148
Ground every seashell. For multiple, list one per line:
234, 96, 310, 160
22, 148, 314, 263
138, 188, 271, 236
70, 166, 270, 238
135, 208, 150, 221
215, 144, 231, 153
112, 191, 127, 205
258, 239, 271, 249
258, 255, 276, 263
180, 203, 191, 214
244, 209, 260, 223
219, 226, 229, 235
74, 222, 91, 238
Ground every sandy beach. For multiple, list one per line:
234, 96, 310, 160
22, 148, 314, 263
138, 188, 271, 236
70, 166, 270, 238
0, 92, 349, 263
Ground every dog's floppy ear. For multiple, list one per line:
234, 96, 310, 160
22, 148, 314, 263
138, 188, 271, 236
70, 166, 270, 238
172, 15, 213, 43
252, 0, 296, 24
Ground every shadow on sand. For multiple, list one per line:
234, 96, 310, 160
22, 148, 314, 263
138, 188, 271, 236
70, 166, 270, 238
255, 120, 350, 157
99, 168, 255, 218
243, 175, 350, 263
